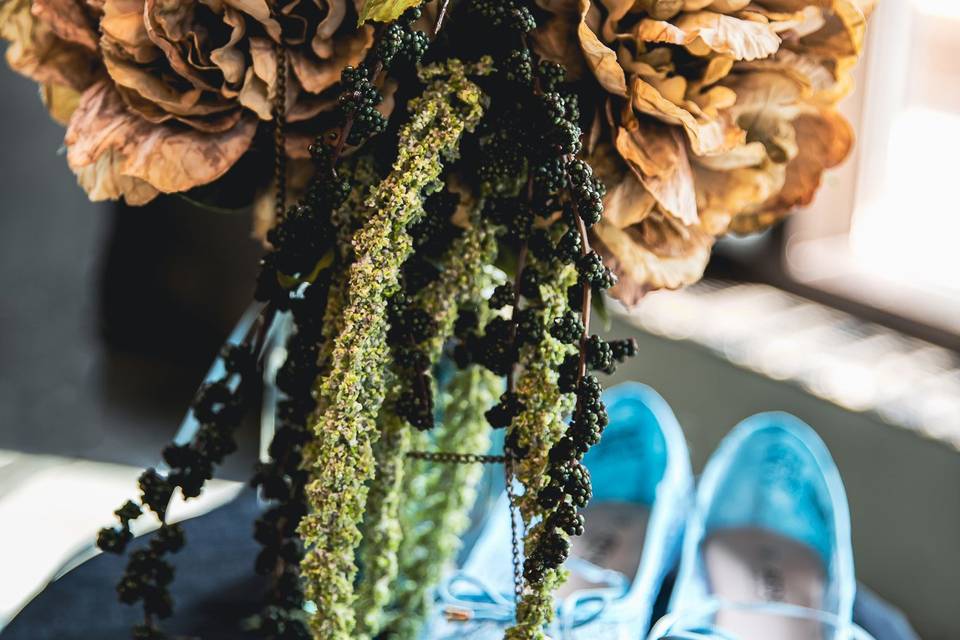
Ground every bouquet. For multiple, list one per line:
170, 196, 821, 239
2, 0, 873, 638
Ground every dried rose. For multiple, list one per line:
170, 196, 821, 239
1, 0, 373, 204
534, 0, 875, 302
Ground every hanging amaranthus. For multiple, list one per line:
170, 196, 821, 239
298, 57, 489, 639
386, 363, 502, 639
354, 208, 497, 637
503, 259, 577, 637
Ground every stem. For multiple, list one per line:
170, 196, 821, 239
573, 213, 592, 381
433, 0, 452, 38
331, 61, 385, 177
571, 200, 593, 419
506, 241, 528, 393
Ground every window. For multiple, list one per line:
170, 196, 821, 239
726, 0, 960, 344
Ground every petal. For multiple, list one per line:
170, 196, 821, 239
592, 214, 713, 304
100, 0, 158, 64
693, 141, 767, 170
615, 109, 698, 226
65, 81, 257, 201
694, 159, 787, 234
73, 150, 160, 204
532, 5, 588, 80
209, 7, 247, 86
103, 53, 234, 119
631, 76, 745, 156
731, 108, 852, 232
1, 0, 100, 92
41, 82, 84, 124
224, 0, 281, 40
632, 11, 781, 61
737, 48, 852, 104
288, 26, 372, 94
577, 0, 627, 96
799, 0, 868, 58
31, 0, 99, 51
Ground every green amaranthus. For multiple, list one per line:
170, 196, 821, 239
505, 259, 578, 640
387, 364, 502, 639
354, 211, 498, 638
298, 58, 489, 640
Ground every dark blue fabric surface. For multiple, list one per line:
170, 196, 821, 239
2, 490, 918, 639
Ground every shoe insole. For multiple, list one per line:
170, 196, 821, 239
704, 528, 826, 640
556, 501, 649, 599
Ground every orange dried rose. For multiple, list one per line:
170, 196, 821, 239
0, 0, 372, 203
533, 0, 873, 302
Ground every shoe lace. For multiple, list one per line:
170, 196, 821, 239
437, 556, 629, 637
648, 597, 876, 640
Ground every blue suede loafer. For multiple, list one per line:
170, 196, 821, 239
650, 413, 875, 640
423, 382, 693, 639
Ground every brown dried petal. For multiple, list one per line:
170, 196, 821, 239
731, 108, 852, 232
577, 0, 627, 96
289, 25, 372, 94
531, 2, 587, 80
799, 0, 868, 58
209, 7, 247, 87
592, 214, 714, 304
31, 0, 99, 51
103, 53, 235, 120
1, 0, 100, 92
66, 80, 257, 202
616, 109, 698, 226
694, 159, 787, 235
99, 0, 158, 64
632, 11, 781, 61
631, 76, 744, 156
41, 82, 84, 124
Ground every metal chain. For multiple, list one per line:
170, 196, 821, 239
504, 454, 524, 605
405, 448, 524, 603
272, 41, 287, 221
405, 450, 508, 464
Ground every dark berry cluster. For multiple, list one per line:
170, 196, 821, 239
116, 524, 183, 620
549, 310, 584, 345
256, 148, 341, 311
467, 315, 518, 376
375, 8, 429, 70
538, 60, 566, 92
97, 338, 259, 637
567, 159, 606, 227
468, 0, 536, 33
503, 49, 533, 85
387, 186, 468, 432
388, 295, 438, 431
409, 190, 463, 255
477, 125, 526, 195
525, 376, 609, 583
339, 65, 388, 146
484, 391, 524, 429
576, 250, 617, 290
249, 301, 325, 639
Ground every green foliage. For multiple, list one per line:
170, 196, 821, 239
387, 364, 502, 639
297, 59, 490, 640
358, 0, 422, 24
504, 259, 577, 640
353, 211, 498, 638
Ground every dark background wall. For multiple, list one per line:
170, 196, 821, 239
0, 62, 262, 476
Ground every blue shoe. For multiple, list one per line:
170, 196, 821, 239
650, 413, 875, 640
425, 382, 693, 639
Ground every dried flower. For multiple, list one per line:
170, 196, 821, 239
1, 0, 372, 203
534, 0, 875, 303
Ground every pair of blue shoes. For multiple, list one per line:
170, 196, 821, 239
424, 382, 875, 639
